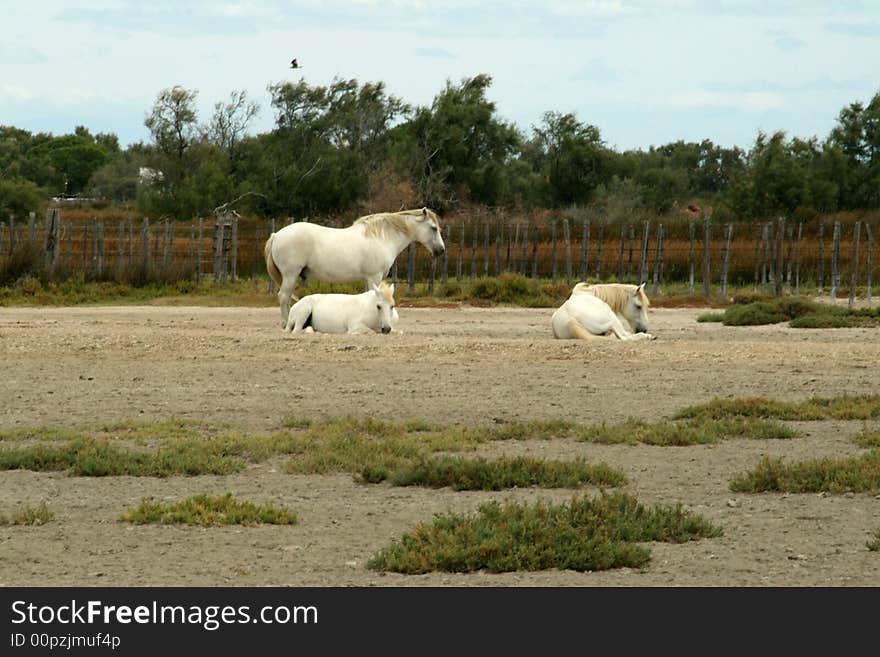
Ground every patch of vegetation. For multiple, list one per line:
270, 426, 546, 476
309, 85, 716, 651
868, 530, 880, 552
676, 394, 880, 421
367, 492, 722, 574
361, 455, 626, 490
706, 296, 880, 328
0, 502, 54, 526
730, 451, 880, 494
0, 437, 243, 477
1, 409, 803, 480
576, 417, 794, 445
0, 419, 227, 443
120, 493, 298, 526
853, 428, 880, 448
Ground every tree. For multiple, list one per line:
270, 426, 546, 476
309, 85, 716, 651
206, 90, 259, 158
530, 111, 611, 207
828, 91, 880, 208
392, 74, 520, 208
144, 86, 200, 195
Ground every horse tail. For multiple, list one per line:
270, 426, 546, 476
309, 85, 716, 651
264, 232, 283, 288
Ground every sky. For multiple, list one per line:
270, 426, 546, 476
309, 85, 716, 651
2, 1, 880, 153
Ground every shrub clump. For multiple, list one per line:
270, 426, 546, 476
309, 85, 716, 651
368, 492, 722, 574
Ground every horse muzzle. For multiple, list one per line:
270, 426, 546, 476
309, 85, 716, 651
380, 326, 391, 334
432, 246, 446, 258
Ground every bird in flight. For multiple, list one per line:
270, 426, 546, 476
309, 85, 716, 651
290, 58, 301, 69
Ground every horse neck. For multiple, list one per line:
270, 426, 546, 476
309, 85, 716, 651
361, 219, 415, 258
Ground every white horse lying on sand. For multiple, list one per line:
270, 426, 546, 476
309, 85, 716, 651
285, 282, 399, 335
551, 282, 656, 341
265, 208, 445, 328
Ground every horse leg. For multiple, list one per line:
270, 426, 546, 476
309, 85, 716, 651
278, 274, 301, 328
606, 315, 656, 341
285, 299, 310, 333
566, 317, 605, 340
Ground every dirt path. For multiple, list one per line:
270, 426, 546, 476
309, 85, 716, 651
1, 304, 879, 586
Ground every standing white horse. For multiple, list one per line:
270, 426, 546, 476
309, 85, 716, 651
286, 282, 399, 334
551, 282, 656, 341
265, 208, 445, 327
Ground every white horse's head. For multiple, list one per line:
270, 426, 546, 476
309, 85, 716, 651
575, 282, 651, 334
370, 282, 398, 334
410, 207, 446, 258
622, 283, 650, 334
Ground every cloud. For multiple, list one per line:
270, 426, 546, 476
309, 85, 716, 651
415, 47, 457, 60
825, 21, 880, 37
0, 45, 49, 64
771, 33, 806, 52
0, 84, 36, 102
570, 59, 621, 83
668, 90, 785, 112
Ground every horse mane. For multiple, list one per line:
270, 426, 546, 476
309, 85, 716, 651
378, 281, 396, 303
353, 209, 434, 240
572, 283, 650, 313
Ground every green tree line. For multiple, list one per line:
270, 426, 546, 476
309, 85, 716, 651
1, 74, 879, 222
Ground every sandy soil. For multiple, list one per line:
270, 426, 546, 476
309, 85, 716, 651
1, 302, 879, 586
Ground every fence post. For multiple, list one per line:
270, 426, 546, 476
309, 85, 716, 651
760, 223, 770, 293
640, 220, 650, 285
831, 221, 841, 299
785, 222, 793, 295
580, 219, 590, 281
231, 213, 238, 282
551, 219, 558, 283
97, 221, 104, 279
720, 223, 732, 298
817, 221, 825, 293
162, 219, 170, 270
652, 223, 664, 296
849, 221, 861, 309
702, 213, 712, 298
594, 221, 604, 281
795, 222, 803, 296
441, 224, 449, 285
44, 208, 61, 269
471, 222, 478, 279
428, 251, 436, 294
530, 226, 539, 279
616, 223, 625, 282
521, 222, 530, 277
483, 221, 490, 277
866, 222, 874, 303
773, 217, 785, 297
563, 218, 572, 286
28, 212, 36, 243
504, 219, 512, 272
512, 222, 519, 274
494, 216, 502, 276
407, 242, 416, 292
117, 220, 125, 267
456, 223, 464, 281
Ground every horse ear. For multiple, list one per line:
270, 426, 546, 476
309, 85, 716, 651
422, 207, 427, 218
389, 283, 395, 296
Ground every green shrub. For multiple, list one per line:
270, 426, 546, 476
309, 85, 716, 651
368, 492, 721, 574
121, 493, 298, 526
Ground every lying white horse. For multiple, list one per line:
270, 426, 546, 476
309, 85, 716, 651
285, 282, 399, 334
551, 282, 656, 341
265, 208, 445, 328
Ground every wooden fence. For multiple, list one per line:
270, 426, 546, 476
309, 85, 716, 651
1, 210, 877, 304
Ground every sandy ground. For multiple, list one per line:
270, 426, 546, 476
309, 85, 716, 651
1, 302, 879, 586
